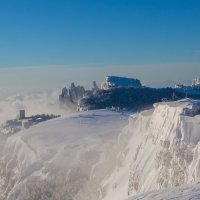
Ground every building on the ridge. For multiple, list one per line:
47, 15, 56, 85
192, 78, 200, 86
19, 110, 25, 120
1, 110, 60, 135
175, 78, 200, 89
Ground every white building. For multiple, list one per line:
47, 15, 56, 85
192, 78, 200, 86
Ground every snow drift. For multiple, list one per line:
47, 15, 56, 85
0, 110, 128, 200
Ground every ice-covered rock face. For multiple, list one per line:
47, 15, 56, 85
102, 99, 200, 200
101, 76, 142, 90
59, 83, 86, 108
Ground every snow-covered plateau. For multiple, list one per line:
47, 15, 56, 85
0, 98, 200, 200
0, 110, 129, 200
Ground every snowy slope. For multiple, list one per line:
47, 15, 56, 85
0, 110, 128, 200
1, 99, 200, 200
128, 182, 200, 200
101, 99, 200, 200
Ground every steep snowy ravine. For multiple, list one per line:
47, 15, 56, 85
102, 99, 200, 200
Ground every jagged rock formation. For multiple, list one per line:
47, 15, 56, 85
59, 82, 100, 108
59, 83, 86, 107
59, 77, 200, 111
92, 81, 99, 91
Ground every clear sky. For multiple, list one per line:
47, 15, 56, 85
0, 0, 200, 67
0, 0, 200, 98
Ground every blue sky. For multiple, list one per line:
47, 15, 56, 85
0, 0, 200, 97
0, 0, 200, 67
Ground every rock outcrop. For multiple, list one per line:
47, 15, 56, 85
101, 76, 142, 90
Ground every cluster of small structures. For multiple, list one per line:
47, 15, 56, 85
0, 110, 60, 135
175, 78, 200, 89
192, 78, 200, 86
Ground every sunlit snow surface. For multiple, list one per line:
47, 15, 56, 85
102, 99, 200, 200
128, 182, 200, 200
1, 99, 200, 200
0, 110, 128, 200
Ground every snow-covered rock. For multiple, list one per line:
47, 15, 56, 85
78, 87, 177, 111
59, 82, 99, 109
101, 76, 142, 89
59, 83, 85, 106
101, 99, 200, 200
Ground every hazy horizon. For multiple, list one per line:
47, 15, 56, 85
0, 63, 199, 99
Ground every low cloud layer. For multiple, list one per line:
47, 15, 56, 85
0, 90, 72, 124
